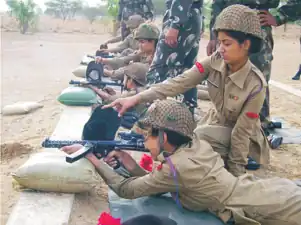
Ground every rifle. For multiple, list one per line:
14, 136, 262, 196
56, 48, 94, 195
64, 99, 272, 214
41, 131, 147, 165
69, 79, 124, 90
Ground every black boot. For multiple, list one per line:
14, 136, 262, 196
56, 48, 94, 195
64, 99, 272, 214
292, 64, 301, 80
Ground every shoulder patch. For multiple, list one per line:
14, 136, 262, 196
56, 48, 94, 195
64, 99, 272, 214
250, 64, 267, 87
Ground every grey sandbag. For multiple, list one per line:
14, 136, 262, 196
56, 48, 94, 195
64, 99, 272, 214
108, 190, 225, 225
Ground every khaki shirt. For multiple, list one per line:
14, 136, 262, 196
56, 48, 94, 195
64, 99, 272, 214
95, 138, 301, 224
105, 87, 147, 115
136, 52, 270, 175
109, 33, 139, 54
105, 51, 151, 71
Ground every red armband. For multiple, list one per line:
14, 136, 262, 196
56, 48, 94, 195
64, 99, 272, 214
98, 212, 121, 225
195, 62, 205, 73
246, 112, 259, 119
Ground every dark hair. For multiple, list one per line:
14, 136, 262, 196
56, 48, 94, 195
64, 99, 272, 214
122, 214, 177, 225
151, 128, 191, 147
215, 30, 262, 54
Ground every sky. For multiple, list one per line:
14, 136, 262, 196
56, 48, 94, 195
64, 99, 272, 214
0, 0, 104, 12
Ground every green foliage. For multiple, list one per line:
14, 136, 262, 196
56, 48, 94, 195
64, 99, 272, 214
6, 0, 38, 34
106, 0, 119, 19
152, 0, 166, 15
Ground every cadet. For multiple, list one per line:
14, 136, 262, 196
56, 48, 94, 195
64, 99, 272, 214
96, 23, 160, 82
63, 99, 301, 225
82, 62, 148, 141
207, 0, 280, 134
98, 15, 145, 57
103, 5, 272, 176
117, 0, 154, 39
146, 0, 203, 113
258, 0, 301, 80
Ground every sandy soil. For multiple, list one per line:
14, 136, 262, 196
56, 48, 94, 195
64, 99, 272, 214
1, 18, 300, 225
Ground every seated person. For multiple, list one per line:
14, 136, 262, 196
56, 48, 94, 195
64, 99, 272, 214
98, 15, 145, 57
63, 99, 301, 225
101, 5, 276, 176
82, 62, 149, 141
96, 22, 159, 82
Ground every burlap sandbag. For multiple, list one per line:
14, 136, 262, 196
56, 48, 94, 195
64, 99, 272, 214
2, 101, 43, 115
72, 65, 87, 78
12, 151, 97, 193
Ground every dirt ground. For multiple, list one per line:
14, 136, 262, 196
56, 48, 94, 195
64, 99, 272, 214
1, 21, 301, 225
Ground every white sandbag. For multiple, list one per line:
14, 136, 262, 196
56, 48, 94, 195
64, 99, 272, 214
72, 65, 87, 78
81, 54, 94, 65
12, 151, 97, 193
2, 101, 43, 115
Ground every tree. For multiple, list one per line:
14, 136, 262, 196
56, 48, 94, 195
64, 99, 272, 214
6, 0, 38, 34
101, 0, 119, 35
82, 7, 101, 24
69, 0, 83, 19
44, 0, 82, 21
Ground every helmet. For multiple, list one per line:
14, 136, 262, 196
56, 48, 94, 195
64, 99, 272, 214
138, 99, 196, 139
125, 14, 145, 29
213, 4, 263, 40
124, 62, 148, 86
134, 23, 160, 40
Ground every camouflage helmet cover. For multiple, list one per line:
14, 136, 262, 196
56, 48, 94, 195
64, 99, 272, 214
134, 22, 160, 40
124, 62, 148, 86
125, 14, 145, 29
213, 4, 263, 40
138, 99, 196, 139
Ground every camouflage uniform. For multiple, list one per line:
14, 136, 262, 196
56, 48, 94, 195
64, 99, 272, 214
104, 23, 160, 81
91, 98, 301, 225
210, 0, 280, 122
105, 15, 145, 55
146, 0, 203, 113
273, 0, 301, 80
118, 0, 154, 40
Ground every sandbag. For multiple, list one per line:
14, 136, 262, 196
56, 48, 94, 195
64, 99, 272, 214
2, 101, 43, 115
57, 86, 98, 106
80, 54, 94, 65
12, 151, 97, 193
72, 65, 87, 78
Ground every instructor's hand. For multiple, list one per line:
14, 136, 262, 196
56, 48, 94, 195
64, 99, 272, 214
102, 95, 141, 117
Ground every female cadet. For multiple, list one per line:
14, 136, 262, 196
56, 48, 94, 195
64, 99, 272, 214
103, 4, 271, 176
63, 99, 301, 225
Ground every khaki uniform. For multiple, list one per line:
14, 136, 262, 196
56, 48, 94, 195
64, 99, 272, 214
95, 138, 301, 225
136, 52, 270, 176
105, 52, 151, 81
108, 33, 139, 54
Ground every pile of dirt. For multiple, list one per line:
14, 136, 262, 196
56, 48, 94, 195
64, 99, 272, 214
1, 142, 33, 161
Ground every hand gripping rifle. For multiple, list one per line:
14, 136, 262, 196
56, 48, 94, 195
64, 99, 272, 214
41, 131, 147, 166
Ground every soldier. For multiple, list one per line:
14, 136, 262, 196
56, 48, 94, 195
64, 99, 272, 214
103, 5, 273, 176
98, 15, 145, 57
82, 62, 149, 141
117, 0, 154, 40
207, 0, 281, 135
258, 0, 301, 80
95, 23, 160, 82
63, 99, 301, 225
146, 0, 203, 114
